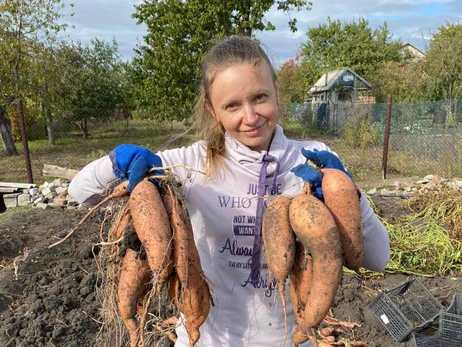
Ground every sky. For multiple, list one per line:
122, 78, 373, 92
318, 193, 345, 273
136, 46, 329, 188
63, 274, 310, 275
62, 0, 462, 67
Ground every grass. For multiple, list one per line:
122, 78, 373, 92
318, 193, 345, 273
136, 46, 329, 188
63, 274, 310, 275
283, 122, 452, 181
0, 119, 459, 184
0, 119, 195, 183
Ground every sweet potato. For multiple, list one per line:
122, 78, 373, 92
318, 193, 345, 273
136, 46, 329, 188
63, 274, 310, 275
290, 242, 313, 345
162, 183, 212, 347
112, 202, 131, 242
129, 180, 173, 293
161, 183, 208, 285
167, 272, 181, 310
180, 264, 211, 347
111, 202, 131, 255
321, 168, 364, 271
262, 196, 295, 337
167, 257, 211, 347
289, 193, 343, 342
160, 184, 196, 287
117, 248, 151, 347
168, 268, 210, 347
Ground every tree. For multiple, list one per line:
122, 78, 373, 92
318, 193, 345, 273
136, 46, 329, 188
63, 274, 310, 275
299, 17, 402, 92
424, 22, 462, 102
0, 0, 70, 181
277, 53, 309, 104
53, 39, 126, 139
28, 43, 60, 145
371, 61, 426, 102
132, 0, 311, 121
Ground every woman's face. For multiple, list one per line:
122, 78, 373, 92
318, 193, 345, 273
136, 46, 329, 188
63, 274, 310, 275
207, 62, 278, 152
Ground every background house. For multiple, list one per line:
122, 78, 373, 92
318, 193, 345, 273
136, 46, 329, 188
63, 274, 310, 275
309, 67, 372, 104
308, 67, 373, 132
400, 42, 426, 62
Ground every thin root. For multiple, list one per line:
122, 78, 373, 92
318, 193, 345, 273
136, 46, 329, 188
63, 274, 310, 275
154, 316, 179, 343
49, 182, 129, 248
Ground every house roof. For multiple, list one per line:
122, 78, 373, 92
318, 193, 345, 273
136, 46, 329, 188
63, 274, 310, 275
310, 67, 372, 94
401, 42, 425, 57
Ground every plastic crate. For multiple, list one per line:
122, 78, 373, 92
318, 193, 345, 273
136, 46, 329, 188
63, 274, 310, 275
368, 278, 444, 343
408, 333, 462, 347
439, 293, 462, 342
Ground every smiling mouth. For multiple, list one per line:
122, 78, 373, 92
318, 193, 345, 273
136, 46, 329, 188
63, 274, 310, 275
242, 123, 265, 133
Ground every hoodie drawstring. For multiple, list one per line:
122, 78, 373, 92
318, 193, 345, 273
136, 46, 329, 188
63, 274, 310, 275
250, 154, 280, 284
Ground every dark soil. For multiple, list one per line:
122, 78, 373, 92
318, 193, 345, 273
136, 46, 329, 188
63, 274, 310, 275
0, 196, 461, 347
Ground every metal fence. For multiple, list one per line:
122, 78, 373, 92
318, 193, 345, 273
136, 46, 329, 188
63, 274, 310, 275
1, 99, 462, 183
289, 99, 462, 180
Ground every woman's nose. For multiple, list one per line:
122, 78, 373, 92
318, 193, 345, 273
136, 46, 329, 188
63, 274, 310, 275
242, 104, 258, 125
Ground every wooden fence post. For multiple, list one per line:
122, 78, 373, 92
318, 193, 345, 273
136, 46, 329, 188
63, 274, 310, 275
382, 95, 392, 180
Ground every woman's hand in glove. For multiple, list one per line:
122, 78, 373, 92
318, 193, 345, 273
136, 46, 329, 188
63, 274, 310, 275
109, 144, 163, 191
301, 148, 352, 179
290, 163, 324, 200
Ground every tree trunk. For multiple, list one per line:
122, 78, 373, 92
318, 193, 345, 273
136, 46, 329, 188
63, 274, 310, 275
78, 119, 89, 139
17, 99, 34, 183
41, 84, 55, 145
45, 107, 55, 145
448, 77, 454, 102
0, 105, 19, 156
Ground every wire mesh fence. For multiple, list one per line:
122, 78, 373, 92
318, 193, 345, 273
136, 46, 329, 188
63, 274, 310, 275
1, 99, 462, 183
289, 99, 462, 181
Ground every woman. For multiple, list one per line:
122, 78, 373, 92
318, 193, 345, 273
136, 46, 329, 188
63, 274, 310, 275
69, 35, 390, 346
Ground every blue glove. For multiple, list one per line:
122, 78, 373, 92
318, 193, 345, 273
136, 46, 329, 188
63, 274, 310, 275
109, 144, 163, 191
290, 163, 324, 200
301, 148, 352, 179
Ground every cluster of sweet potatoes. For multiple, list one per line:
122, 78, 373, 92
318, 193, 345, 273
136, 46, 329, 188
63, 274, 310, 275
111, 179, 213, 347
262, 168, 364, 346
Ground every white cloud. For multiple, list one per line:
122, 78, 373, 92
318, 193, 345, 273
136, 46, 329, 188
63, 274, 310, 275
62, 0, 461, 66
63, 0, 146, 59
257, 0, 461, 67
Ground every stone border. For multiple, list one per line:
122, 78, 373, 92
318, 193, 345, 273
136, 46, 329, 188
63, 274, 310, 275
0, 178, 79, 212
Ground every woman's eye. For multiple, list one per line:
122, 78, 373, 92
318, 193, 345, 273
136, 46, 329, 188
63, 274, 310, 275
226, 103, 237, 110
255, 94, 266, 101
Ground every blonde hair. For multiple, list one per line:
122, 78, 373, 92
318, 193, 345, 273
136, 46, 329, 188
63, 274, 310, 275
193, 35, 277, 177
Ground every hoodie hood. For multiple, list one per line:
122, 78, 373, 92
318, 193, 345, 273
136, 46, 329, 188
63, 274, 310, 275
224, 124, 302, 177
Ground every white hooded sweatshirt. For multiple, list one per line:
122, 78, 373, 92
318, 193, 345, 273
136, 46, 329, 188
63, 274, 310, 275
68, 125, 390, 347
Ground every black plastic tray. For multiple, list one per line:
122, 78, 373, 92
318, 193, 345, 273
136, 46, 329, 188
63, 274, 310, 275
439, 293, 462, 342
408, 333, 462, 347
369, 278, 444, 342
